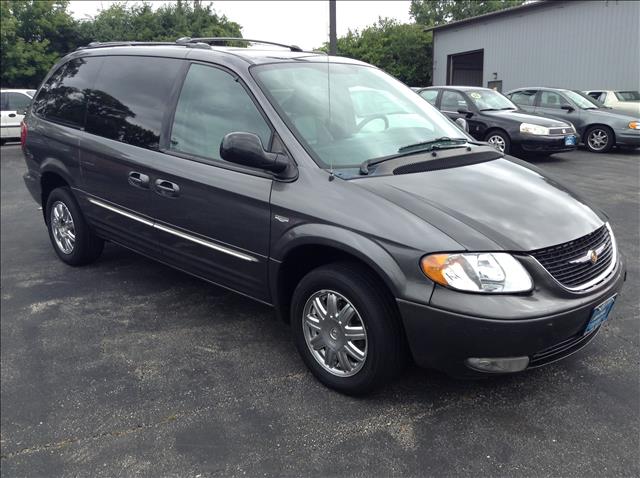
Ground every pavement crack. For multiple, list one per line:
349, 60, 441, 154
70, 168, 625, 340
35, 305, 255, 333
0, 413, 181, 460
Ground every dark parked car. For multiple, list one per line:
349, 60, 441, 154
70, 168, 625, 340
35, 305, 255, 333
21, 39, 625, 394
506, 87, 640, 153
417, 86, 578, 156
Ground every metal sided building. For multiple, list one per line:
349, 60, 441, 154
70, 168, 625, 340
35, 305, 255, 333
427, 0, 640, 92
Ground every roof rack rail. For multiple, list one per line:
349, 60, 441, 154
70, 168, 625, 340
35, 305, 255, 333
76, 41, 175, 51
176, 37, 303, 52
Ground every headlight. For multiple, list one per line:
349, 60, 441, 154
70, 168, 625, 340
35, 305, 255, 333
629, 121, 640, 130
420, 253, 533, 293
520, 123, 550, 135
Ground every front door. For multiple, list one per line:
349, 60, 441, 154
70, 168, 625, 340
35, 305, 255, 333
147, 63, 275, 303
534, 90, 577, 124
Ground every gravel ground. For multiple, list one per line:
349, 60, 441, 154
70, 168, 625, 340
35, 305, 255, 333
1, 143, 638, 477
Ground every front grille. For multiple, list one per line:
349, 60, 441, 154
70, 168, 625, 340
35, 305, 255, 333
529, 225, 614, 290
548, 127, 574, 135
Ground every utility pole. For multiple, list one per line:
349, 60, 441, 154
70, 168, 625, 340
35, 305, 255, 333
329, 0, 337, 55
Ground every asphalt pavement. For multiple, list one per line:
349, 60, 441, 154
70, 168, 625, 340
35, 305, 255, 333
1, 142, 639, 477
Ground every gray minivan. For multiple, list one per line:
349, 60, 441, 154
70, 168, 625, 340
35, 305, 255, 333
21, 39, 625, 394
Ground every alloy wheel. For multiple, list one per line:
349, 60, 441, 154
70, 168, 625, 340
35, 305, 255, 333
487, 134, 506, 152
50, 201, 76, 254
588, 129, 609, 151
302, 289, 368, 377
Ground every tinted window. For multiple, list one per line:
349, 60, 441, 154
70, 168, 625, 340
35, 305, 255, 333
419, 89, 438, 105
441, 90, 468, 111
7, 93, 31, 110
0, 93, 7, 110
509, 90, 537, 106
86, 56, 182, 150
33, 58, 102, 128
170, 64, 271, 161
539, 91, 570, 109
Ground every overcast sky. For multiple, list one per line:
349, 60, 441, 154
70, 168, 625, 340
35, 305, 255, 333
68, 1, 412, 49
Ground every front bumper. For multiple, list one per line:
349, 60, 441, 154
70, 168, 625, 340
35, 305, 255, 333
517, 133, 578, 153
397, 256, 626, 378
614, 129, 640, 147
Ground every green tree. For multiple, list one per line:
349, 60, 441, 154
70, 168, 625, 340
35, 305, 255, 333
410, 0, 525, 26
328, 18, 433, 86
1, 0, 83, 87
1, 0, 243, 88
78, 0, 242, 42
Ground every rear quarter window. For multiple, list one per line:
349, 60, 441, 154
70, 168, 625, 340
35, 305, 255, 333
85, 56, 183, 150
33, 57, 103, 128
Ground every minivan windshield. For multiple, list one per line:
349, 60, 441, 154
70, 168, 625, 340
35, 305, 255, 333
466, 89, 517, 111
252, 62, 467, 169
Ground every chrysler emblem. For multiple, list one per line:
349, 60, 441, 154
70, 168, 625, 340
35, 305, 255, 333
569, 244, 606, 265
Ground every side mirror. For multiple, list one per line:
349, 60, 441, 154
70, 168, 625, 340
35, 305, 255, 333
16, 106, 27, 116
457, 108, 473, 118
220, 132, 289, 175
454, 117, 469, 132
560, 105, 575, 112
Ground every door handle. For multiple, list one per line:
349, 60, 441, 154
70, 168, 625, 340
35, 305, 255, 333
8, 113, 17, 118
154, 179, 180, 198
128, 171, 150, 188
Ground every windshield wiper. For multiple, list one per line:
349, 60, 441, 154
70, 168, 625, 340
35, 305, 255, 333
397, 137, 467, 153
359, 137, 468, 175
499, 107, 517, 110
480, 108, 498, 111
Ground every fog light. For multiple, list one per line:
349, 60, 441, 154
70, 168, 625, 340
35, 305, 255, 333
466, 356, 530, 373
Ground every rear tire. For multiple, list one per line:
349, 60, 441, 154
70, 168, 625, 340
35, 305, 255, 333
584, 125, 614, 153
485, 130, 511, 154
291, 262, 407, 395
46, 187, 104, 266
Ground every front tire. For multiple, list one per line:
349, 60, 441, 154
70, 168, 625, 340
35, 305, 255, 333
584, 125, 614, 153
291, 262, 406, 395
46, 187, 104, 266
485, 130, 511, 154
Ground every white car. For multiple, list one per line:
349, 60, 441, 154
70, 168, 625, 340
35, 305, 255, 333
584, 90, 640, 116
1, 89, 36, 144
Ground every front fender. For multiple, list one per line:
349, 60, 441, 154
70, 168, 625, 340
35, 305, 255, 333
270, 222, 434, 306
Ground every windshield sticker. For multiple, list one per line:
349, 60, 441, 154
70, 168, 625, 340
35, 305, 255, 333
470, 92, 482, 99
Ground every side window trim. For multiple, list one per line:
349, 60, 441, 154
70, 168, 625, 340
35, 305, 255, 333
161, 60, 283, 176
435, 89, 443, 109
533, 90, 541, 107
159, 59, 191, 151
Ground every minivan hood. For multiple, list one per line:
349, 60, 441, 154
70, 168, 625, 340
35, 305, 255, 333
484, 109, 569, 127
356, 158, 605, 251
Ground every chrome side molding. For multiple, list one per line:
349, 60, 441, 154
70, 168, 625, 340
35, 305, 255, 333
88, 197, 258, 262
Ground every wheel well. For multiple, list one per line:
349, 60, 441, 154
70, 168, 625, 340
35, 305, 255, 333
484, 127, 508, 140
584, 123, 615, 138
276, 245, 396, 323
40, 172, 69, 219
